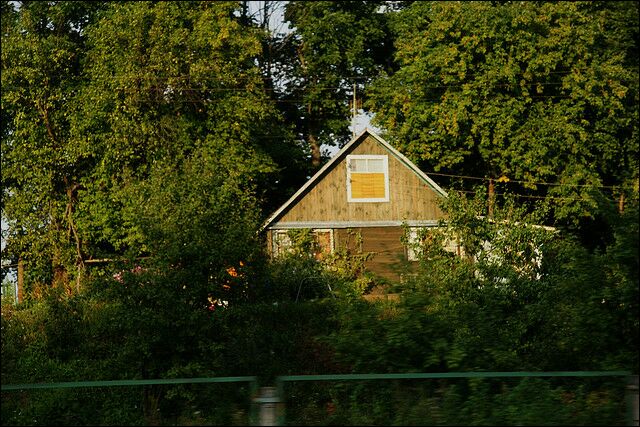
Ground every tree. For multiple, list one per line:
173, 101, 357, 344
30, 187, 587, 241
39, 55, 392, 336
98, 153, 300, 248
1, 1, 287, 297
368, 1, 639, 227
74, 0, 280, 254
1, 1, 107, 293
276, 1, 393, 169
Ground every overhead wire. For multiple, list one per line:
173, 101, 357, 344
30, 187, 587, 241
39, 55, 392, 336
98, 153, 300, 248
387, 182, 625, 203
446, 189, 615, 203
425, 171, 627, 190
104, 82, 582, 94
92, 67, 599, 82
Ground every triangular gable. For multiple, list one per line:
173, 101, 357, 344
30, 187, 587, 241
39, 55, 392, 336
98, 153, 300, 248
261, 128, 448, 231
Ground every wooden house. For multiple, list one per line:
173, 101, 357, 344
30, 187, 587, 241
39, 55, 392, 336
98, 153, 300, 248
261, 129, 453, 282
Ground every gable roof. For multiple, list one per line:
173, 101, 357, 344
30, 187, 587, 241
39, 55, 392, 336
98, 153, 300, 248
261, 128, 448, 231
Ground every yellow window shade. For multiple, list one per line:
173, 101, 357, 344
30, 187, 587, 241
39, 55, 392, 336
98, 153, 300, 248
351, 173, 386, 199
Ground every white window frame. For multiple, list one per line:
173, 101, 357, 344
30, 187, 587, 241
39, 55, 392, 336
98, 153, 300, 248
346, 154, 390, 203
272, 230, 292, 257
311, 228, 334, 259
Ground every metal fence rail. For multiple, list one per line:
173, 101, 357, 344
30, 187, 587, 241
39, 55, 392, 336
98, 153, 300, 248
1, 376, 259, 391
1, 376, 260, 425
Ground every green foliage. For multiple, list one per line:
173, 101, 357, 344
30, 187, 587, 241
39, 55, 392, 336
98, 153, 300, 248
369, 1, 639, 225
2, 191, 636, 424
275, 1, 393, 166
320, 190, 637, 379
534, 206, 639, 371
262, 254, 331, 303
323, 229, 376, 296
284, 377, 626, 426
1, 2, 637, 425
265, 228, 377, 301
1, 1, 288, 298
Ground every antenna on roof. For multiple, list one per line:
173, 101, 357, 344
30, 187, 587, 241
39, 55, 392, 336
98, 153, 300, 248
352, 82, 357, 138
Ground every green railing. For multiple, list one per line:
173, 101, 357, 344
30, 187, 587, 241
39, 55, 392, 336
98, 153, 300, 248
1, 376, 259, 392
3, 372, 637, 426
1, 376, 259, 426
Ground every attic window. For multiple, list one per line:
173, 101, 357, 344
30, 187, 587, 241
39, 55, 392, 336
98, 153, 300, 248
346, 155, 389, 202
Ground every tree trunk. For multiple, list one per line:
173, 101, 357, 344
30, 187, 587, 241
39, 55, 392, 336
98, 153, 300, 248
308, 133, 321, 169
64, 179, 85, 290
51, 212, 69, 290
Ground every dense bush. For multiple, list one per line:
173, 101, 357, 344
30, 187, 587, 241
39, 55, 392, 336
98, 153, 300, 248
2, 198, 636, 425
283, 377, 627, 426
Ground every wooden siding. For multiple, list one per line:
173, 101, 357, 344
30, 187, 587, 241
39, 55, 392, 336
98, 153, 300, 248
265, 229, 273, 257
268, 226, 415, 282
335, 227, 414, 282
276, 135, 445, 223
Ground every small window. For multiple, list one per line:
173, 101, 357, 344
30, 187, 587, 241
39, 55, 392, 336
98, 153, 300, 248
346, 155, 389, 202
406, 227, 463, 261
272, 229, 334, 259
273, 231, 292, 257
311, 229, 334, 260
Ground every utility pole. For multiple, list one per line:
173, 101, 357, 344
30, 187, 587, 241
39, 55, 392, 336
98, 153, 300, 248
17, 258, 24, 304
352, 82, 357, 138
488, 178, 495, 218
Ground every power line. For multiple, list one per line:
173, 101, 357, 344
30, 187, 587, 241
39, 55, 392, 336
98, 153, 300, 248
426, 171, 629, 190
96, 81, 597, 93
386, 181, 628, 201
109, 94, 580, 106
87, 66, 609, 82
447, 189, 622, 203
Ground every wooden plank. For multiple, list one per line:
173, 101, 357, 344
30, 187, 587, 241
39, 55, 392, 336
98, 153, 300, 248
265, 230, 273, 257
333, 227, 412, 282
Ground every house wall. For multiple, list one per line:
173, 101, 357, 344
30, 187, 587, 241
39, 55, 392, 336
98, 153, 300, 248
265, 229, 273, 257
266, 133, 447, 282
276, 135, 446, 223
267, 226, 415, 282
335, 226, 414, 282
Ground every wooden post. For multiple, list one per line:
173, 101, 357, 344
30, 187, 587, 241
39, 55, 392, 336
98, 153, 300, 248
488, 178, 495, 218
628, 375, 639, 426
253, 386, 283, 426
17, 258, 24, 304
